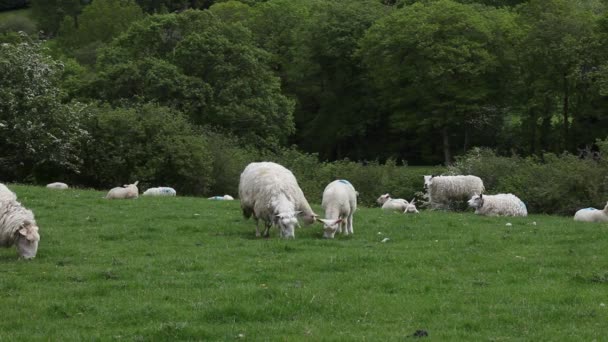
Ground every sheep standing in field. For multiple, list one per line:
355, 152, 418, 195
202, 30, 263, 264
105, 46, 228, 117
573, 202, 608, 222
105, 181, 139, 199
238, 162, 317, 239
46, 182, 69, 190
318, 180, 357, 239
143, 187, 176, 197
0, 199, 40, 259
424, 175, 485, 210
468, 193, 528, 217
403, 199, 419, 214
0, 183, 17, 202
377, 193, 409, 212
208, 195, 234, 200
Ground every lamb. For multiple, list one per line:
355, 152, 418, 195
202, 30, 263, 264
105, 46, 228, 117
467, 193, 528, 217
105, 181, 139, 199
573, 202, 608, 222
403, 199, 419, 214
0, 199, 40, 259
0, 183, 17, 202
377, 193, 409, 212
317, 180, 357, 239
46, 182, 69, 190
143, 187, 177, 196
208, 195, 234, 200
238, 162, 317, 239
424, 175, 485, 209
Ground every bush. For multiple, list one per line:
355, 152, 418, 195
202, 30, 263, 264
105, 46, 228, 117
0, 15, 37, 34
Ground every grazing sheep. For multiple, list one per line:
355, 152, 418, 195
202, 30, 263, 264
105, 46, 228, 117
208, 195, 234, 200
377, 193, 409, 212
467, 193, 527, 217
0, 199, 40, 259
238, 162, 317, 239
424, 175, 485, 209
0, 183, 17, 202
105, 181, 139, 200
403, 199, 419, 214
143, 187, 177, 197
573, 202, 608, 222
46, 182, 69, 190
318, 180, 357, 239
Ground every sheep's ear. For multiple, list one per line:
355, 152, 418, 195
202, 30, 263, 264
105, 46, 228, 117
134, 181, 139, 186
410, 198, 416, 204
294, 211, 302, 216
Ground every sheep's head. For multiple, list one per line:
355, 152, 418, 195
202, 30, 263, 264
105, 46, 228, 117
316, 218, 343, 239
16, 220, 39, 259
603, 201, 608, 213
423, 175, 434, 191
377, 193, 391, 205
468, 194, 483, 209
404, 199, 419, 214
275, 211, 300, 239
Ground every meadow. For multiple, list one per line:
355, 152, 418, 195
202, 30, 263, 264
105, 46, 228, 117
1, 185, 607, 340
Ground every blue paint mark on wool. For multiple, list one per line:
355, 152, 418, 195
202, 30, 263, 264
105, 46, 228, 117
338, 180, 351, 185
583, 207, 597, 211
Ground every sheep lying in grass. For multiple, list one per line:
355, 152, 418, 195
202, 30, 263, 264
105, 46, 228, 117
143, 187, 176, 197
377, 193, 409, 212
573, 202, 608, 222
238, 162, 317, 239
46, 182, 69, 190
208, 195, 234, 200
0, 183, 17, 202
424, 175, 485, 210
106, 181, 139, 199
0, 199, 40, 259
403, 199, 419, 214
468, 193, 528, 217
318, 180, 357, 239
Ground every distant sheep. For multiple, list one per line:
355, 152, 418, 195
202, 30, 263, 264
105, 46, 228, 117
468, 193, 527, 217
105, 181, 139, 199
318, 180, 357, 239
238, 162, 317, 239
208, 195, 234, 200
573, 202, 608, 222
0, 183, 17, 202
424, 175, 485, 209
46, 182, 69, 190
0, 199, 40, 259
377, 193, 409, 212
143, 187, 176, 197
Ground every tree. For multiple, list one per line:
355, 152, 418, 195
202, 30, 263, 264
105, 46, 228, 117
30, 0, 84, 36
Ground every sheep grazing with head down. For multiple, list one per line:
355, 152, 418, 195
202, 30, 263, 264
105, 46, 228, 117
377, 193, 409, 212
105, 181, 139, 199
424, 175, 485, 210
0, 199, 40, 259
238, 162, 317, 239
468, 193, 528, 217
573, 202, 608, 222
143, 187, 176, 197
46, 182, 69, 190
0, 183, 17, 202
318, 180, 357, 239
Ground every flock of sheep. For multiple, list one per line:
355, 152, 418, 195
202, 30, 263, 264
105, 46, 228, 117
1, 161, 607, 259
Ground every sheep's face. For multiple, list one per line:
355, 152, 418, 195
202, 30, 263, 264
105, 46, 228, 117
377, 194, 390, 205
317, 218, 343, 239
423, 175, 434, 190
468, 194, 483, 209
276, 213, 298, 239
16, 221, 39, 259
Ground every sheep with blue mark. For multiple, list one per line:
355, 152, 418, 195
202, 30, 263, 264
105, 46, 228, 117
143, 187, 177, 197
573, 202, 608, 222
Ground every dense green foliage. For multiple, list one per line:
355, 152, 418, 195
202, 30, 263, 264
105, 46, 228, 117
2, 185, 608, 340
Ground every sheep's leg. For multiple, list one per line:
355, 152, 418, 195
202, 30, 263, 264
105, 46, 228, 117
347, 214, 354, 235
255, 219, 261, 237
263, 222, 271, 238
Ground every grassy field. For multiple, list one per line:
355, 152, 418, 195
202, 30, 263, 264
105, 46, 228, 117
1, 185, 607, 340
0, 7, 33, 20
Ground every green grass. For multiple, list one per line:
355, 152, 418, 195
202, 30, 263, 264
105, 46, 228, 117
1, 185, 608, 340
0, 7, 33, 21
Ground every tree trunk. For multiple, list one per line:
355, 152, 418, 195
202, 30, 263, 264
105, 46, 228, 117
562, 73, 569, 151
442, 127, 451, 166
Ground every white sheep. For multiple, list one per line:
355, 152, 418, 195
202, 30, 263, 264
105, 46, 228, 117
0, 183, 17, 202
573, 202, 608, 222
0, 199, 40, 259
143, 187, 177, 197
238, 162, 317, 239
403, 198, 419, 214
424, 175, 485, 209
46, 182, 69, 190
208, 195, 234, 200
317, 180, 357, 239
377, 193, 409, 212
467, 193, 528, 217
105, 181, 139, 199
